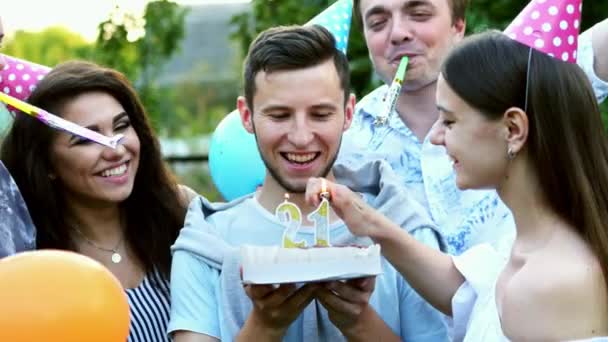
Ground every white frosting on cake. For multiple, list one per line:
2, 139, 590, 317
240, 245, 383, 284
241, 245, 380, 265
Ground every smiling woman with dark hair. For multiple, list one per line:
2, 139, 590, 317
1, 60, 196, 342
309, 29, 608, 341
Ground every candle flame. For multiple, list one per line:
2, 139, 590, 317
284, 193, 290, 201
319, 179, 331, 201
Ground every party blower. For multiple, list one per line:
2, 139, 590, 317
0, 92, 124, 149
374, 56, 409, 126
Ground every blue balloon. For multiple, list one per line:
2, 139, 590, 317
209, 110, 265, 200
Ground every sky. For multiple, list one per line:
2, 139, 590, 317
2, 0, 250, 42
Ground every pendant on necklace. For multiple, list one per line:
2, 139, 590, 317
111, 252, 122, 264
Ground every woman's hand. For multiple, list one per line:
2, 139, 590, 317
305, 177, 381, 238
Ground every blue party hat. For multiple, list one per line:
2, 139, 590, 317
306, 0, 353, 54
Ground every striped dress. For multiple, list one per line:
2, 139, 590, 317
125, 271, 171, 342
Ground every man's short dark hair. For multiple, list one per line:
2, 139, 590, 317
243, 24, 351, 110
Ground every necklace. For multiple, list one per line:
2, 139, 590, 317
73, 227, 124, 264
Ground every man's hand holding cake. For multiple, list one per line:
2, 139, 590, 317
241, 282, 319, 341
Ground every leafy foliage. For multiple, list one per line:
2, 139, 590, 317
94, 0, 189, 136
95, 1, 188, 80
3, 27, 92, 67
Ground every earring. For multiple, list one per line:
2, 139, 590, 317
507, 147, 516, 160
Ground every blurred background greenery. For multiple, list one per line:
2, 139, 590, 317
2, 0, 607, 200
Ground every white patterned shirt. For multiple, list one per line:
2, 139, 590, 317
338, 30, 608, 255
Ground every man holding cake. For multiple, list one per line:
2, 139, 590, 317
168, 25, 448, 341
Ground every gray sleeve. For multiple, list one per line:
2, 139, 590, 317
0, 161, 35, 258
168, 250, 221, 338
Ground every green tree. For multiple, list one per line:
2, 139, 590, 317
3, 27, 93, 67
94, 0, 189, 135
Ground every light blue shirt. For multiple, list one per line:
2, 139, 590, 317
0, 104, 13, 137
338, 30, 608, 255
0, 160, 36, 257
169, 196, 448, 341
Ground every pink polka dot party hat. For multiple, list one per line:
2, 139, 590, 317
504, 0, 582, 63
0, 54, 50, 101
0, 54, 50, 114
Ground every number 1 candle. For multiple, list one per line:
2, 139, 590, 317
307, 179, 331, 247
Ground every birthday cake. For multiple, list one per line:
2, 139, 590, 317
240, 244, 382, 284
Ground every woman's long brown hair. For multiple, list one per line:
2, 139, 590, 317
2, 61, 186, 284
443, 31, 608, 293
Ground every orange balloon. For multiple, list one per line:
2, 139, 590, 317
0, 250, 130, 342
